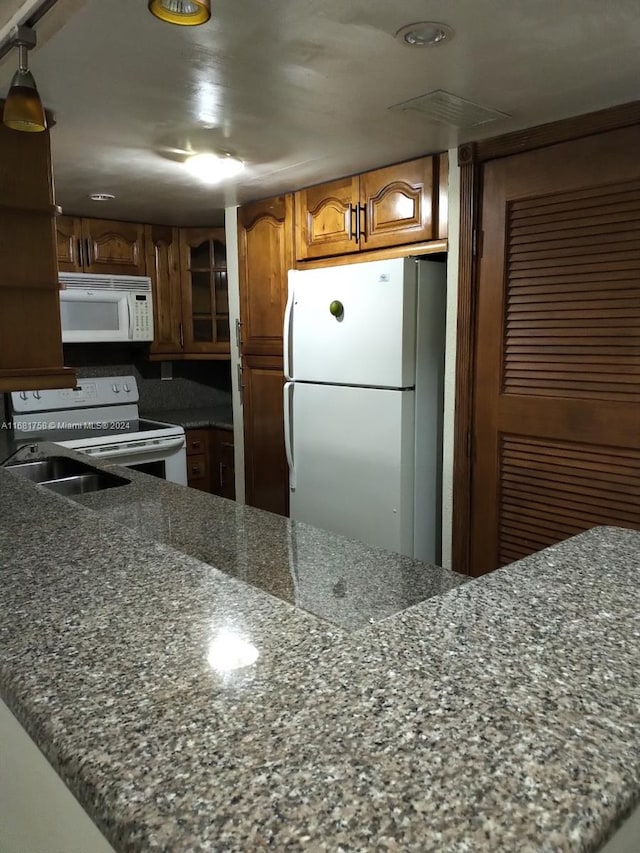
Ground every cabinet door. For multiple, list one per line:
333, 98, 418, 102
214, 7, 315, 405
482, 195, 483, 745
238, 195, 293, 356
294, 176, 359, 261
144, 224, 183, 355
0, 124, 75, 391
211, 428, 235, 500
243, 355, 288, 516
359, 156, 436, 251
179, 227, 230, 356
81, 218, 146, 276
55, 215, 83, 273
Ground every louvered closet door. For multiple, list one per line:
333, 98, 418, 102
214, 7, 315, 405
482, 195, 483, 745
471, 125, 640, 576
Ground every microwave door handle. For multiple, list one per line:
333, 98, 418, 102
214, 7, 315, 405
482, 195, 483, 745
126, 296, 133, 338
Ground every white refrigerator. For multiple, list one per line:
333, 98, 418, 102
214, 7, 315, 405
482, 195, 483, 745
283, 257, 446, 563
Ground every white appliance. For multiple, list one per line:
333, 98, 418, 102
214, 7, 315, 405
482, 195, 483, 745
9, 376, 187, 485
59, 273, 154, 343
284, 257, 446, 563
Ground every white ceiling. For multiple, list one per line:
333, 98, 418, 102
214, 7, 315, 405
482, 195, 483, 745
2, 0, 640, 225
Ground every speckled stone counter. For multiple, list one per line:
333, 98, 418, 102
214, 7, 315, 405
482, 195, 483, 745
1, 446, 639, 852
72, 466, 466, 630
141, 405, 233, 430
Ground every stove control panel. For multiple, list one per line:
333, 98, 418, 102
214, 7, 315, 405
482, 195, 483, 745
10, 376, 139, 413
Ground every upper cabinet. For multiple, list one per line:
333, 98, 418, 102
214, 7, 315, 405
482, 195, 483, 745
238, 195, 294, 356
56, 216, 146, 276
145, 225, 230, 359
179, 227, 229, 355
294, 154, 448, 261
0, 117, 75, 392
294, 176, 359, 260
144, 224, 182, 356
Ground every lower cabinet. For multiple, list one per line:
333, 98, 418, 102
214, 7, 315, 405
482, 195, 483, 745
214, 430, 236, 500
242, 355, 289, 516
186, 427, 235, 499
186, 429, 212, 492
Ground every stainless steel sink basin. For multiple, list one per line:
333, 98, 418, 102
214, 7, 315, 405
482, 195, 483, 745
7, 456, 92, 483
8, 456, 130, 495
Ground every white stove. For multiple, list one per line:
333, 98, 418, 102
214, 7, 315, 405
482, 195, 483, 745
9, 376, 187, 485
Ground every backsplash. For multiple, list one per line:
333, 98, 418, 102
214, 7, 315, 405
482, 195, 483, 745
65, 345, 232, 412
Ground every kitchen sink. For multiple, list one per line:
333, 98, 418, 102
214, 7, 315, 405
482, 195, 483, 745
7, 456, 92, 483
8, 456, 130, 495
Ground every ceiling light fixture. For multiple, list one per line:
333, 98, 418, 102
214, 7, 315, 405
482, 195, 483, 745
148, 0, 211, 26
395, 22, 453, 48
88, 193, 115, 202
184, 152, 244, 184
2, 25, 46, 133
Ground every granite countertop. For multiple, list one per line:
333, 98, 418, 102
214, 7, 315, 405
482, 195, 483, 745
141, 405, 233, 431
1, 445, 639, 852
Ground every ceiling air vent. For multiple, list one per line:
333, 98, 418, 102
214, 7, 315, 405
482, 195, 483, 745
389, 89, 510, 128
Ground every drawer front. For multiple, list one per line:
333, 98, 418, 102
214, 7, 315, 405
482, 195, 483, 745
186, 430, 209, 456
187, 453, 209, 481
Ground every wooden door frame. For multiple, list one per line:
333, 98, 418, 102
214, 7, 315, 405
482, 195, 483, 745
451, 99, 640, 575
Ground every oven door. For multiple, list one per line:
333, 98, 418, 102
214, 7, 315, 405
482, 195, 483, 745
82, 436, 187, 485
60, 289, 131, 343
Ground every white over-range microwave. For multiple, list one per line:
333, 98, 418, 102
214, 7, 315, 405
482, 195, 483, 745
59, 272, 154, 343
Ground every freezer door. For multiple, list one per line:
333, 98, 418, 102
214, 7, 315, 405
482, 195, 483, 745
287, 382, 416, 557
286, 258, 417, 387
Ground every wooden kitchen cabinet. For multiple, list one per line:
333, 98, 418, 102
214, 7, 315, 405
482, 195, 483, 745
180, 228, 230, 355
56, 216, 146, 276
145, 226, 231, 359
237, 195, 293, 515
144, 224, 183, 355
294, 154, 446, 261
294, 176, 359, 260
212, 428, 235, 500
242, 355, 289, 516
0, 115, 75, 392
238, 195, 294, 357
185, 427, 235, 499
186, 428, 212, 492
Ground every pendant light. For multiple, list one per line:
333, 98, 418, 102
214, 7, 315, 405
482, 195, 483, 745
148, 0, 211, 26
2, 26, 47, 133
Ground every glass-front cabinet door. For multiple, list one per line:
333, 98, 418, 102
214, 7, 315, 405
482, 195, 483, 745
179, 227, 230, 355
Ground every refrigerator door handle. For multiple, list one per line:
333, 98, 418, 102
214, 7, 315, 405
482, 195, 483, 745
283, 280, 295, 380
283, 381, 296, 490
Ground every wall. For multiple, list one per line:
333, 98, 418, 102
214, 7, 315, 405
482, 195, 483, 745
441, 149, 460, 570
62, 345, 232, 413
225, 205, 245, 503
